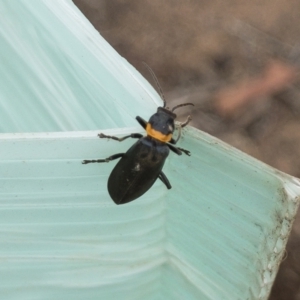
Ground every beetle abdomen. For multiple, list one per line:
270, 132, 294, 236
107, 137, 169, 204
108, 166, 159, 204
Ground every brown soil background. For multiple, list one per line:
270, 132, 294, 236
73, 1, 300, 298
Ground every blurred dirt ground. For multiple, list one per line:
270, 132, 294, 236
73, 1, 300, 298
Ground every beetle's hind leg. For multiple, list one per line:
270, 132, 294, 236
99, 133, 143, 142
82, 153, 124, 164
158, 171, 172, 189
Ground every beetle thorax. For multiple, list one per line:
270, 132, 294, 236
146, 107, 176, 143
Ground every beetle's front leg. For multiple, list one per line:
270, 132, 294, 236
169, 116, 192, 145
99, 133, 143, 142
136, 116, 147, 129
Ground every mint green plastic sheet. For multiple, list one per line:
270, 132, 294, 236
0, 1, 299, 299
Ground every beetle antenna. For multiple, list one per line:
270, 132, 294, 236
142, 62, 166, 108
172, 103, 194, 112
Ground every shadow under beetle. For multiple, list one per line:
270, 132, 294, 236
82, 67, 193, 205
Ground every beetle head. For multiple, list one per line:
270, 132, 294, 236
148, 107, 176, 136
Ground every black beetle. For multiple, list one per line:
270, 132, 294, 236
83, 66, 193, 204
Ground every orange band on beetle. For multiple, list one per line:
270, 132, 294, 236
146, 123, 172, 142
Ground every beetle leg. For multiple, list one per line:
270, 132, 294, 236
169, 116, 192, 145
158, 171, 172, 189
167, 143, 191, 156
82, 153, 124, 164
167, 143, 182, 155
180, 115, 192, 128
177, 147, 191, 156
136, 116, 147, 129
172, 125, 182, 144
98, 133, 143, 141
169, 128, 179, 145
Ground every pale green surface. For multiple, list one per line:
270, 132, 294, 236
1, 129, 299, 300
0, 0, 159, 133
0, 1, 300, 300
164, 127, 300, 299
